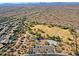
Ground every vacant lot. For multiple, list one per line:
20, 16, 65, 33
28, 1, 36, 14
31, 25, 73, 43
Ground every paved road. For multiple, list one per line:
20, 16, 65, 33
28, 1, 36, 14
28, 53, 67, 56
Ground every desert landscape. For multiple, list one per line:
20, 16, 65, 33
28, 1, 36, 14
0, 2, 79, 56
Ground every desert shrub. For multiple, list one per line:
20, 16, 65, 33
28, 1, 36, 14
45, 41, 50, 45
69, 28, 76, 35
58, 25, 69, 29
8, 35, 14, 44
46, 34, 50, 39
48, 24, 54, 28
68, 38, 72, 41
33, 32, 42, 39
38, 29, 45, 33
49, 36, 62, 42
31, 42, 36, 46
27, 26, 32, 31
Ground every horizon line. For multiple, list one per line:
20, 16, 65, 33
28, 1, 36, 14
0, 2, 79, 4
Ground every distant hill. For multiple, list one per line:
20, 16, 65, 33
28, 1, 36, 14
0, 2, 79, 7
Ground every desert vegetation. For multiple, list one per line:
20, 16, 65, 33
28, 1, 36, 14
0, 3, 79, 56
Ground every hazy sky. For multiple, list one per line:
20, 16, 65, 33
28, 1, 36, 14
0, 0, 78, 3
